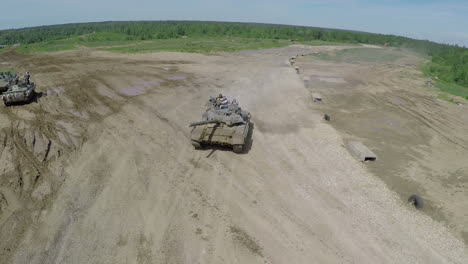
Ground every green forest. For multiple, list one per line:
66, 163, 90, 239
0, 21, 467, 93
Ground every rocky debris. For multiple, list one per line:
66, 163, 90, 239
31, 181, 51, 200
425, 77, 433, 87
0, 142, 15, 175
69, 136, 80, 149
32, 131, 51, 161
46, 140, 61, 161
54, 166, 64, 181
23, 130, 34, 148
23, 121, 80, 159
0, 192, 8, 212
312, 93, 323, 103
56, 121, 82, 149
70, 110, 89, 120
15, 120, 27, 131
56, 131, 70, 147
23, 130, 62, 162
18, 166, 40, 193
0, 133, 7, 152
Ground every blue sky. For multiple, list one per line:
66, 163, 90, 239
1, 0, 468, 46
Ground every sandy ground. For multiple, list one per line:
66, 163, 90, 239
0, 45, 466, 263
294, 48, 468, 244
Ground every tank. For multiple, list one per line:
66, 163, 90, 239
190, 97, 251, 153
1, 72, 35, 106
0, 72, 17, 93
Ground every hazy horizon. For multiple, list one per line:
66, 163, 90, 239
1, 0, 467, 47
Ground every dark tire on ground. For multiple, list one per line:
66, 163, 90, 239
324, 114, 330, 121
408, 194, 424, 209
233, 144, 244, 154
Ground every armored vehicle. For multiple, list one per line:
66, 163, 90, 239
1, 72, 35, 106
190, 96, 251, 153
0, 72, 17, 93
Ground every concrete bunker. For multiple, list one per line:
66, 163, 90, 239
347, 141, 377, 162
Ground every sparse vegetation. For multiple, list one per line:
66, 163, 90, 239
104, 37, 291, 53
432, 81, 468, 101
17, 41, 75, 53
13, 33, 347, 54
436, 81, 468, 98
436, 93, 460, 104
0, 68, 16, 73
312, 48, 404, 63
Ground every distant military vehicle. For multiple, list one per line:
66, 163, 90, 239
1, 72, 35, 106
190, 96, 251, 153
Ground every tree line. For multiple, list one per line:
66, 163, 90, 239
0, 21, 466, 88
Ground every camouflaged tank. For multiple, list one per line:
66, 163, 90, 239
1, 72, 35, 106
0, 72, 17, 93
189, 97, 251, 153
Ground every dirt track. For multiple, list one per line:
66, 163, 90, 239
0, 45, 467, 263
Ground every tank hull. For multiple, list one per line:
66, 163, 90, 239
2, 84, 35, 106
190, 121, 250, 153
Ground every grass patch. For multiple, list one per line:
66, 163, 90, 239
103, 37, 292, 53
436, 93, 460, 104
312, 47, 404, 64
103, 38, 352, 54
0, 46, 12, 54
422, 63, 468, 100
0, 68, 16, 73
434, 81, 468, 99
17, 40, 76, 53
302, 40, 355, 46
13, 32, 347, 54
16, 32, 137, 53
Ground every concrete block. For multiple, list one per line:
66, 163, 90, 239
347, 141, 377, 162
311, 93, 322, 102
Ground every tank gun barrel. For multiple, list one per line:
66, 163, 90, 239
189, 119, 220, 127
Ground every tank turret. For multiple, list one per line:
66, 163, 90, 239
189, 96, 252, 153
